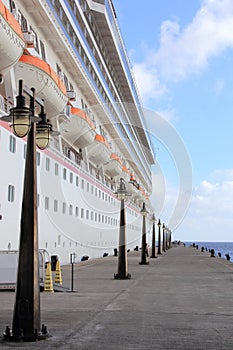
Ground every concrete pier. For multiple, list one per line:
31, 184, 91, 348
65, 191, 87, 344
1, 246, 233, 349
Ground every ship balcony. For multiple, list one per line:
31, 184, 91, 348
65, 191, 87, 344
59, 106, 96, 149
87, 134, 111, 165
14, 54, 68, 118
103, 153, 123, 178
0, 1, 25, 73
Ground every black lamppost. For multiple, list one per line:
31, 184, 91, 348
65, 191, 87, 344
1, 80, 57, 341
139, 202, 149, 265
150, 214, 157, 258
157, 219, 162, 255
114, 178, 131, 279
162, 223, 166, 252
168, 229, 172, 249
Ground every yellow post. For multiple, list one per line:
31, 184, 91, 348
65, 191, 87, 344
44, 262, 54, 293
54, 260, 62, 284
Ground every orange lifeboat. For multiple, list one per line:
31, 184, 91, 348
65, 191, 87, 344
0, 1, 25, 73
14, 54, 68, 118
87, 134, 111, 165
103, 153, 123, 178
59, 106, 96, 149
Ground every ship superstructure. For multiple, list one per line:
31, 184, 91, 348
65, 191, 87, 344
0, 0, 155, 263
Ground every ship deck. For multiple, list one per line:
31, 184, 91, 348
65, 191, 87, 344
1, 246, 233, 349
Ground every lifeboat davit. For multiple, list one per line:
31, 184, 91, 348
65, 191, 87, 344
0, 2, 25, 73
87, 134, 111, 165
59, 106, 96, 149
14, 55, 68, 118
103, 153, 122, 178
120, 166, 130, 182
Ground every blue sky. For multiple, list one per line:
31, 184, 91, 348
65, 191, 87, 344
113, 0, 233, 241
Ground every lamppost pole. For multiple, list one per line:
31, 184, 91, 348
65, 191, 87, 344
139, 202, 149, 265
162, 223, 166, 252
12, 91, 41, 340
150, 214, 157, 258
114, 178, 131, 279
169, 229, 172, 249
157, 219, 162, 255
1, 80, 56, 341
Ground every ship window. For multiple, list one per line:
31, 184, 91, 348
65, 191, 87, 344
63, 74, 69, 90
8, 242, 12, 250
95, 213, 97, 222
54, 199, 58, 212
70, 172, 73, 184
18, 10, 27, 32
9, 0, 16, 12
81, 208, 84, 218
8, 185, 15, 202
56, 63, 62, 76
63, 168, 67, 180
9, 135, 16, 153
69, 204, 73, 215
91, 185, 94, 194
40, 40, 46, 61
102, 215, 104, 223
45, 242, 48, 248
81, 179, 84, 189
95, 188, 97, 196
62, 202, 66, 214
75, 206, 79, 216
76, 176, 79, 186
105, 216, 107, 224
99, 190, 101, 198
102, 192, 104, 200
36, 152, 40, 166
46, 158, 50, 171
29, 26, 39, 53
98, 214, 101, 222
55, 163, 59, 175
58, 235, 61, 246
87, 183, 89, 192
86, 210, 89, 219
45, 197, 49, 210
91, 211, 93, 220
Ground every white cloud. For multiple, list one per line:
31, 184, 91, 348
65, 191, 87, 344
132, 0, 233, 102
133, 62, 167, 102
177, 169, 233, 242
155, 0, 233, 81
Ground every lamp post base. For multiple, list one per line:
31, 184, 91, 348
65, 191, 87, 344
114, 273, 131, 280
139, 261, 149, 265
3, 325, 48, 342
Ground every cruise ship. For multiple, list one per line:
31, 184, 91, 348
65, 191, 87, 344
0, 0, 155, 265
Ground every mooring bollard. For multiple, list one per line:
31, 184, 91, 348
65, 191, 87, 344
225, 254, 230, 261
210, 249, 215, 257
201, 246, 204, 252
218, 252, 221, 257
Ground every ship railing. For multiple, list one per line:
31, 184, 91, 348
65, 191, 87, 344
0, 95, 12, 116
49, 143, 117, 193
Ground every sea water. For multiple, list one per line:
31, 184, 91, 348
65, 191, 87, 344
185, 242, 233, 262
